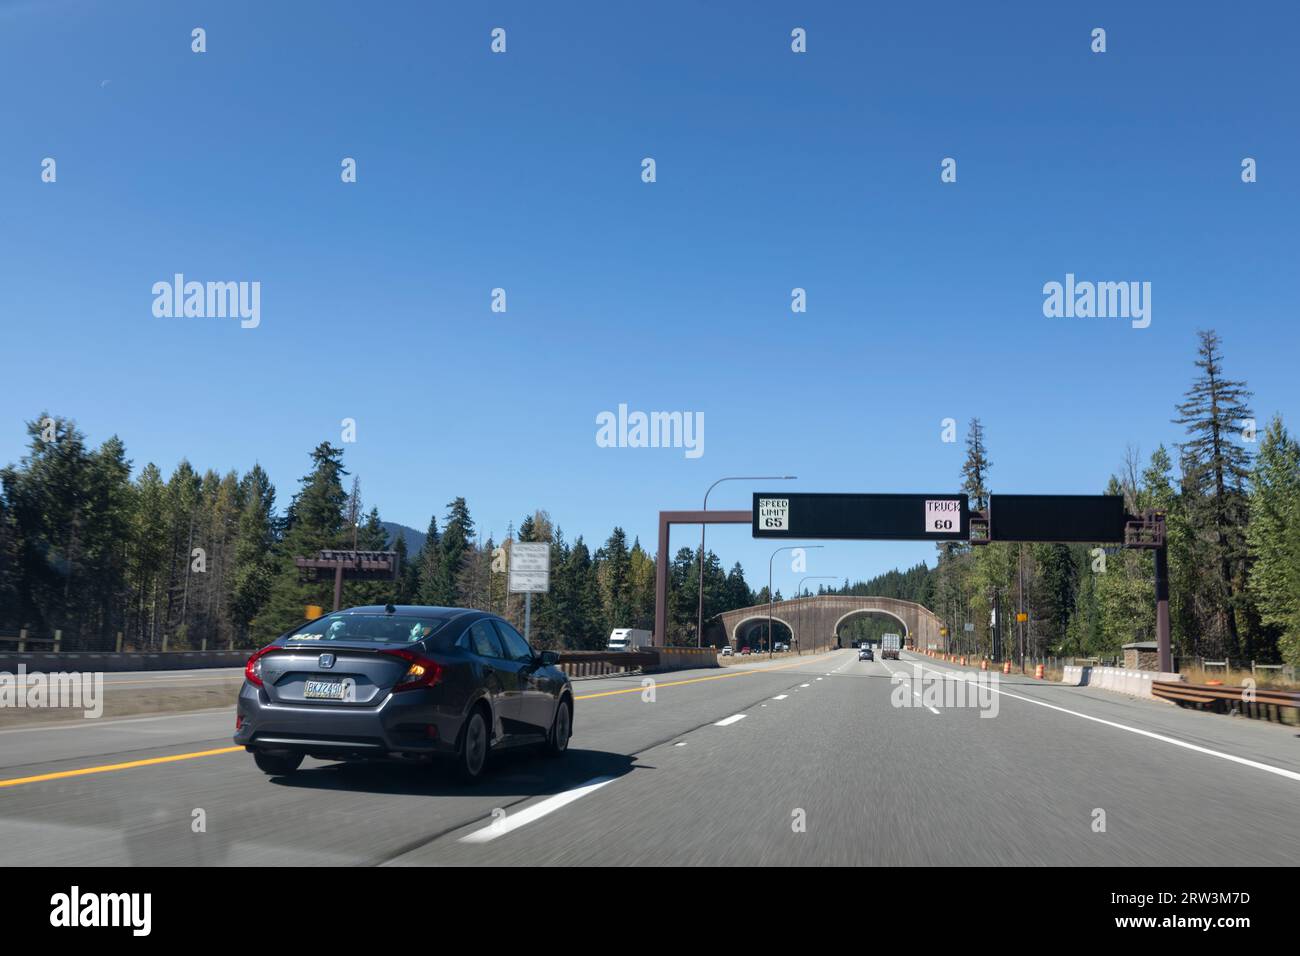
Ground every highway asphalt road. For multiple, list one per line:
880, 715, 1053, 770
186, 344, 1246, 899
0, 649, 1296, 866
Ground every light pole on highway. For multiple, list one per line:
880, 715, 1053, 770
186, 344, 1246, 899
696, 475, 796, 647
797, 575, 836, 655
768, 545, 823, 659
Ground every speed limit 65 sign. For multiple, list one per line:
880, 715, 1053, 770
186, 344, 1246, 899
758, 498, 790, 531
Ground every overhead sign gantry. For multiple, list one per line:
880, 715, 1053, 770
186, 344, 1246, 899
986, 494, 1128, 543
753, 492, 969, 541
657, 491, 1169, 671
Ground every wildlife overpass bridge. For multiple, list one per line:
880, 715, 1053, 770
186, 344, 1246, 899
717, 595, 946, 652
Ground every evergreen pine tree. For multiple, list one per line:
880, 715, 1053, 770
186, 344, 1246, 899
230, 464, 276, 645
255, 443, 348, 640
1173, 329, 1255, 656
1245, 416, 1300, 667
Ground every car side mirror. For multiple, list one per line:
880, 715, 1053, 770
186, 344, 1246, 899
537, 650, 560, 667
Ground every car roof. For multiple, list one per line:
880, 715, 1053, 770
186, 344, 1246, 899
337, 605, 483, 620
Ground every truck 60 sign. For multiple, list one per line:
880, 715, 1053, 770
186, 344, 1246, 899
924, 499, 962, 533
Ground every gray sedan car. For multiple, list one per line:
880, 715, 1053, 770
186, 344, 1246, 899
234, 605, 573, 782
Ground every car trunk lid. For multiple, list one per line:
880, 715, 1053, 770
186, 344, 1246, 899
259, 643, 417, 705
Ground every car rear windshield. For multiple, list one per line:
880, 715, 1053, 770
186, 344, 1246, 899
285, 613, 447, 645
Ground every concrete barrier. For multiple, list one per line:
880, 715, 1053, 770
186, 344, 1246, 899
1060, 664, 1184, 697
646, 646, 720, 671
0, 650, 249, 673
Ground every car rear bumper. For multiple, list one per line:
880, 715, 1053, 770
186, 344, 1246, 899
233, 682, 463, 759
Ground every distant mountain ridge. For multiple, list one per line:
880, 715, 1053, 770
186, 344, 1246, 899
380, 521, 426, 555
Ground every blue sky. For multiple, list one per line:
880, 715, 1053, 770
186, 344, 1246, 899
2, 1, 1296, 597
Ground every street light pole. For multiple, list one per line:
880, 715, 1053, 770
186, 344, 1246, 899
798, 575, 836, 656
769, 545, 823, 659
697, 475, 796, 648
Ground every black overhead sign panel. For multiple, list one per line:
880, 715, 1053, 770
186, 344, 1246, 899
753, 492, 969, 541
988, 494, 1128, 543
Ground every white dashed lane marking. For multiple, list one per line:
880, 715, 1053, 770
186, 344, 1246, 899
459, 776, 617, 844
879, 658, 941, 715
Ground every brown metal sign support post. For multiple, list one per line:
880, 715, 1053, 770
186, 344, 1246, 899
1124, 511, 1171, 671
1154, 541, 1172, 672
655, 510, 751, 647
294, 550, 401, 612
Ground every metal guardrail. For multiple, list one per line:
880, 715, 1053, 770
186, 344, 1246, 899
1152, 680, 1300, 722
0, 630, 226, 654
0, 643, 716, 679
554, 650, 657, 678
0, 631, 62, 652
553, 648, 722, 678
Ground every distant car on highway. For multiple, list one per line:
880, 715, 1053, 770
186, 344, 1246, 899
234, 605, 573, 782
740, 646, 752, 656
858, 645, 874, 661
720, 645, 734, 656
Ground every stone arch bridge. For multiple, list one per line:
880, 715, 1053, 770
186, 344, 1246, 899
717, 596, 946, 652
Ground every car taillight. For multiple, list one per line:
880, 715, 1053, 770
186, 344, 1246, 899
383, 648, 445, 692
245, 645, 275, 687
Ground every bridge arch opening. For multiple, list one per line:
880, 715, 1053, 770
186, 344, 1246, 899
833, 608, 908, 649
731, 616, 794, 652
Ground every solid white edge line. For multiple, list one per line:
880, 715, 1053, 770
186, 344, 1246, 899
459, 776, 617, 843
902, 655, 1300, 784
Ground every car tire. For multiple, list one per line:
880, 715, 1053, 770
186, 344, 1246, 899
454, 708, 490, 783
544, 698, 572, 757
253, 750, 303, 775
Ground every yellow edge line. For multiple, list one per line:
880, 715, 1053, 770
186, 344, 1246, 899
575, 652, 835, 699
0, 746, 243, 789
0, 652, 840, 788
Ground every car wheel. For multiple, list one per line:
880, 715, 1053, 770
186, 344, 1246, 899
253, 750, 303, 775
544, 698, 572, 757
454, 708, 490, 782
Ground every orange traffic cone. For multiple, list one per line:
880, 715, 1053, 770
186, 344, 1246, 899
1034, 663, 1045, 679
980, 659, 988, 671
1002, 660, 1011, 674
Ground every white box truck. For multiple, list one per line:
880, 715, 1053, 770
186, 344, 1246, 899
881, 633, 901, 660
607, 628, 651, 651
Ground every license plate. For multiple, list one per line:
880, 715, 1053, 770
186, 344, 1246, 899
304, 679, 345, 700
